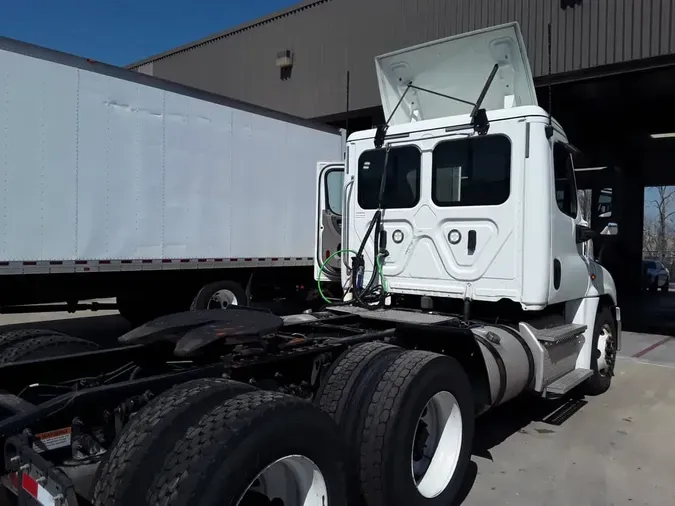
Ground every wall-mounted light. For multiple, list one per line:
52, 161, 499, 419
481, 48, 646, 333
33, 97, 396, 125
276, 50, 294, 68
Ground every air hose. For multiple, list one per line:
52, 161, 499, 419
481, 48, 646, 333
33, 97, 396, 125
318, 144, 392, 308
317, 248, 388, 305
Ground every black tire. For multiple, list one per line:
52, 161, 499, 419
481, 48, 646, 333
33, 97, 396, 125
0, 328, 69, 354
91, 378, 254, 506
359, 350, 474, 506
0, 334, 99, 365
315, 342, 404, 503
190, 280, 248, 311
584, 305, 617, 396
146, 390, 348, 506
661, 279, 669, 292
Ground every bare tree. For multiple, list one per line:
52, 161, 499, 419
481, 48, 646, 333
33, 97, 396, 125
643, 215, 660, 257
645, 186, 675, 262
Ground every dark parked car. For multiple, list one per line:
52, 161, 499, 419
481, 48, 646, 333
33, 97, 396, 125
642, 259, 670, 291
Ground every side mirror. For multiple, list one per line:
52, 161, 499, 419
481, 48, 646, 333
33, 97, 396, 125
576, 224, 596, 244
600, 222, 618, 236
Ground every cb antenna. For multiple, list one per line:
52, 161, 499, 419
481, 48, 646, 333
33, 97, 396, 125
545, 22, 554, 139
345, 70, 351, 138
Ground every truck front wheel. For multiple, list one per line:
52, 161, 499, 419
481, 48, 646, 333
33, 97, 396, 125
359, 351, 474, 506
584, 306, 618, 396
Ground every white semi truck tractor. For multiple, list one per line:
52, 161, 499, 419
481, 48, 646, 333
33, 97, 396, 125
0, 23, 620, 506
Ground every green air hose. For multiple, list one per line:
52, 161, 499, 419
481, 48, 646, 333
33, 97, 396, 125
317, 249, 387, 305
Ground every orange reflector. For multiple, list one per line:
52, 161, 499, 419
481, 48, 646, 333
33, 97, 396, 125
591, 273, 596, 281
325, 250, 330, 259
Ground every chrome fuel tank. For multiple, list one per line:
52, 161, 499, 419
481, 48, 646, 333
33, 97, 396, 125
472, 325, 534, 411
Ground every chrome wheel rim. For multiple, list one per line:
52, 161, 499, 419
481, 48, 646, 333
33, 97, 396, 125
597, 323, 616, 376
236, 455, 328, 506
208, 289, 238, 309
410, 391, 463, 499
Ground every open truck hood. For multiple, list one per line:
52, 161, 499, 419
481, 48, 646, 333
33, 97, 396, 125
375, 22, 538, 125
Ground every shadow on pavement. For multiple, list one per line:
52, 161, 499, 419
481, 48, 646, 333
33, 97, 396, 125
454, 394, 585, 504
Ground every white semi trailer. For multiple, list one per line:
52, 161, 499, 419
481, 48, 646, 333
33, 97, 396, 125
0, 36, 345, 323
0, 23, 620, 506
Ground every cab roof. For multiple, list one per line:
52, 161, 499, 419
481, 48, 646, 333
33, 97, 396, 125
348, 105, 564, 143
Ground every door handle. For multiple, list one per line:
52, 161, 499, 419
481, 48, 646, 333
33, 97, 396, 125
467, 230, 476, 255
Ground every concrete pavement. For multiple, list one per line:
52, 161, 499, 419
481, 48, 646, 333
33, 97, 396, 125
462, 357, 675, 505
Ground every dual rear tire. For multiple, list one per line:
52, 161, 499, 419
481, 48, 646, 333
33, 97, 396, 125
90, 342, 473, 506
0, 329, 99, 364
315, 342, 474, 506
92, 379, 347, 506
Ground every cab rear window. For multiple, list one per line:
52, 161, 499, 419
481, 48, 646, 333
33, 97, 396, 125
432, 134, 511, 207
357, 146, 421, 210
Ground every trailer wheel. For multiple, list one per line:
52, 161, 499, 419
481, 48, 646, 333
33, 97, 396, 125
584, 306, 617, 396
359, 351, 474, 506
190, 280, 248, 310
0, 328, 69, 354
315, 341, 403, 502
146, 390, 347, 506
91, 378, 254, 506
0, 334, 99, 364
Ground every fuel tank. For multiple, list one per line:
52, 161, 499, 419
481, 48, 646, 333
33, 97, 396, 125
472, 324, 534, 411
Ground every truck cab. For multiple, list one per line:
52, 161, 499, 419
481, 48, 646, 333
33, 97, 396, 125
317, 23, 617, 312
316, 22, 620, 399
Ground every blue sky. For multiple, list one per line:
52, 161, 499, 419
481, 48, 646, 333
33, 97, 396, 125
1, 0, 299, 66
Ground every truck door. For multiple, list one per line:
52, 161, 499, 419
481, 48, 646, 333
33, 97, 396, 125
549, 140, 591, 303
315, 162, 345, 282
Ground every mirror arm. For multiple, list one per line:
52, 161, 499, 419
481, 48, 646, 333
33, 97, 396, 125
576, 224, 597, 244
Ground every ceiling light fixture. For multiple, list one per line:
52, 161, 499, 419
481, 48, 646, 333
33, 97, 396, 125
650, 132, 675, 139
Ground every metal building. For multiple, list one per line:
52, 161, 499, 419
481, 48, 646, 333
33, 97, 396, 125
128, 0, 675, 299
128, 0, 675, 122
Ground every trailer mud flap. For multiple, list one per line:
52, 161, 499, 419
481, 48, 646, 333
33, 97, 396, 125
3, 435, 78, 506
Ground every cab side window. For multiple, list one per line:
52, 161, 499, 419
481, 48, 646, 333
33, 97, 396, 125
553, 143, 578, 218
325, 170, 343, 216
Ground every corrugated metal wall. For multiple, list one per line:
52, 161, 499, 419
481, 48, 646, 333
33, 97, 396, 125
133, 0, 675, 119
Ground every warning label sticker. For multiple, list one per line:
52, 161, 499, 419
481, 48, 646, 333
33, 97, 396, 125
32, 427, 72, 453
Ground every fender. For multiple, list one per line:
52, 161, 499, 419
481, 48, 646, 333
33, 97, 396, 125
586, 261, 618, 305
569, 261, 618, 370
